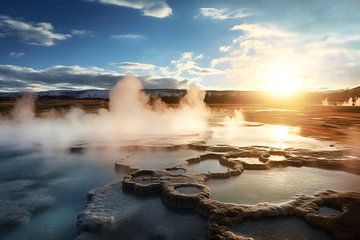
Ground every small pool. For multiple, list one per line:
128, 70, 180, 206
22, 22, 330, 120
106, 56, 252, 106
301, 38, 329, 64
206, 167, 360, 204
318, 206, 341, 216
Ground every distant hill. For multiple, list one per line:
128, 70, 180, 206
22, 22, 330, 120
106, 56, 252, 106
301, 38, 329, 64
0, 86, 359, 105
323, 86, 360, 102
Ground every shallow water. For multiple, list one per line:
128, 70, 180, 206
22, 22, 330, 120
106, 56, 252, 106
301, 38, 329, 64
268, 155, 286, 161
231, 157, 263, 164
318, 207, 341, 216
0, 146, 207, 240
80, 193, 207, 240
209, 124, 331, 149
166, 168, 187, 175
206, 167, 360, 204
0, 148, 118, 240
0, 114, 355, 239
175, 186, 203, 195
112, 149, 199, 171
230, 217, 333, 240
188, 159, 229, 174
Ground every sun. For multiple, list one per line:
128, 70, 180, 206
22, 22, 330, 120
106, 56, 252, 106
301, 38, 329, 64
262, 61, 302, 95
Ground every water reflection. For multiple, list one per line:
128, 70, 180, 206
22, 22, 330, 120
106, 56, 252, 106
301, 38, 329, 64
271, 125, 290, 141
209, 123, 327, 149
0, 109, 351, 239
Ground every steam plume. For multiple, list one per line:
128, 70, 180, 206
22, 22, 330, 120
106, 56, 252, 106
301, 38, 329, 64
0, 74, 209, 148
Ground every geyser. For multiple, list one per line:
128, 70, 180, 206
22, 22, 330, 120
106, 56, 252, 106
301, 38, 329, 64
0, 74, 209, 148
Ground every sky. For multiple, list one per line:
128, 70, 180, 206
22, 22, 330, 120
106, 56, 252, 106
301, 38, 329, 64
0, 0, 359, 92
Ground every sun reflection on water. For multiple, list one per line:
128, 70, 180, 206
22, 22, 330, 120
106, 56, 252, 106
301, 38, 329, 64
270, 125, 301, 148
271, 125, 290, 141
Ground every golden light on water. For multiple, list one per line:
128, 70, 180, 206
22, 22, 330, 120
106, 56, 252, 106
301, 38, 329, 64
271, 125, 301, 149
271, 125, 290, 141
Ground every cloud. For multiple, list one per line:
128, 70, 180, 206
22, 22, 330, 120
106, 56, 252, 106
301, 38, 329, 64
9, 52, 24, 58
0, 65, 188, 92
199, 8, 251, 20
230, 24, 294, 38
112, 62, 156, 71
0, 15, 70, 46
212, 23, 360, 90
111, 52, 223, 85
163, 52, 224, 79
0, 50, 223, 92
70, 29, 94, 37
111, 34, 146, 40
219, 46, 230, 52
88, 0, 172, 18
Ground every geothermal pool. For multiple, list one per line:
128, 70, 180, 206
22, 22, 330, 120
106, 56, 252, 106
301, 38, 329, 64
0, 115, 358, 240
206, 167, 360, 204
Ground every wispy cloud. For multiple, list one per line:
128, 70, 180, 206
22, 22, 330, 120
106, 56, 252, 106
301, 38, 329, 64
111, 34, 146, 40
199, 8, 251, 20
112, 62, 156, 71
87, 0, 172, 18
230, 24, 294, 38
0, 65, 187, 92
0, 15, 70, 46
112, 52, 224, 85
70, 29, 94, 37
0, 50, 224, 91
9, 52, 24, 58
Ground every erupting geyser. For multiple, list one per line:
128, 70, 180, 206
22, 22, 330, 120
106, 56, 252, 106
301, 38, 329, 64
0, 74, 209, 148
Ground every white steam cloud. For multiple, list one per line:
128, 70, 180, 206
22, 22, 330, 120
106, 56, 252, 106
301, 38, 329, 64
0, 74, 209, 148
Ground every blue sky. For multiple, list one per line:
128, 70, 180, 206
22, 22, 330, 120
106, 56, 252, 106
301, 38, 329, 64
0, 0, 359, 91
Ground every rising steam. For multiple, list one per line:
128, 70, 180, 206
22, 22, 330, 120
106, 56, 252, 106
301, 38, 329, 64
322, 97, 360, 106
0, 74, 209, 148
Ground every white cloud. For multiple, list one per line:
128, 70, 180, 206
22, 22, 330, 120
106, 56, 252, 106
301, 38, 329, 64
212, 23, 360, 90
112, 62, 156, 71
0, 64, 187, 91
0, 15, 70, 46
199, 8, 251, 20
71, 29, 94, 37
9, 52, 24, 58
167, 52, 223, 77
89, 0, 172, 18
112, 52, 224, 85
111, 34, 146, 40
219, 45, 230, 52
230, 24, 294, 38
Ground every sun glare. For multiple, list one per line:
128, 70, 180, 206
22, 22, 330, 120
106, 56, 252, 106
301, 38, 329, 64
262, 61, 302, 95
271, 125, 290, 141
